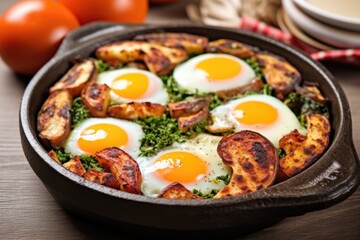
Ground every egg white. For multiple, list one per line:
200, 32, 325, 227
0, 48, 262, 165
173, 53, 256, 93
209, 94, 307, 148
97, 68, 168, 104
63, 117, 144, 158
137, 134, 232, 198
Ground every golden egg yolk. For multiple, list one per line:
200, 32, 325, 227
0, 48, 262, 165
78, 123, 128, 155
111, 73, 149, 99
196, 57, 242, 81
234, 101, 278, 125
153, 151, 207, 183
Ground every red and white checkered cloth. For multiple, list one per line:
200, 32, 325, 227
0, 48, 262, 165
239, 17, 360, 65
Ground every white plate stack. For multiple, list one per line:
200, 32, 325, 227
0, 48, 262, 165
279, 0, 360, 51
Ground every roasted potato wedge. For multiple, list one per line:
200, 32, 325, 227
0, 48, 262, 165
37, 90, 72, 147
168, 96, 211, 118
215, 130, 278, 198
63, 156, 86, 176
277, 114, 330, 182
49, 59, 97, 97
95, 41, 188, 75
215, 78, 264, 100
178, 108, 209, 133
255, 52, 301, 100
108, 102, 166, 120
158, 182, 204, 199
95, 147, 142, 194
134, 32, 209, 54
83, 169, 120, 189
81, 82, 111, 117
206, 39, 255, 58
48, 150, 60, 164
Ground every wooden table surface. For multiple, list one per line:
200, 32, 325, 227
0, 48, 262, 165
1, 1, 360, 239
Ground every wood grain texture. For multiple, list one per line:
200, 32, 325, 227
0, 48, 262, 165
1, 0, 360, 239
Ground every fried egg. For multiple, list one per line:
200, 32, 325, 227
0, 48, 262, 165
173, 53, 256, 93
63, 118, 144, 157
97, 68, 168, 104
209, 94, 307, 147
138, 134, 232, 197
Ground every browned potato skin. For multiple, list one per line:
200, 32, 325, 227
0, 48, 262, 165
48, 150, 60, 164
108, 102, 166, 120
215, 130, 278, 198
95, 147, 142, 194
83, 169, 120, 189
49, 59, 97, 97
134, 32, 209, 54
157, 182, 204, 199
255, 52, 301, 100
81, 82, 111, 117
168, 96, 210, 118
206, 39, 255, 58
95, 41, 188, 75
63, 156, 86, 176
277, 114, 330, 182
215, 78, 264, 100
178, 108, 209, 133
295, 82, 327, 104
37, 90, 72, 147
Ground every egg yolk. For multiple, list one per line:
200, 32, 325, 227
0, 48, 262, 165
111, 73, 149, 99
78, 123, 128, 155
196, 57, 242, 81
234, 101, 278, 125
153, 151, 207, 183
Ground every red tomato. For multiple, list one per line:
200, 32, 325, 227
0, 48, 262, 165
0, 0, 80, 75
58, 0, 148, 25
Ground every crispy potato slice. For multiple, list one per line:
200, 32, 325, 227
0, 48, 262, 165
255, 52, 301, 100
168, 96, 210, 118
95, 147, 142, 194
49, 59, 97, 97
277, 114, 330, 182
215, 78, 264, 100
295, 82, 327, 104
215, 130, 278, 198
37, 90, 72, 147
63, 156, 86, 176
206, 39, 255, 58
134, 32, 209, 54
108, 102, 166, 120
178, 108, 209, 133
157, 182, 204, 199
81, 82, 111, 117
95, 41, 188, 75
83, 169, 120, 189
48, 150, 60, 164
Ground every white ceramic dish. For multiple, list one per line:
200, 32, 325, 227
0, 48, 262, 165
294, 0, 360, 32
282, 0, 360, 48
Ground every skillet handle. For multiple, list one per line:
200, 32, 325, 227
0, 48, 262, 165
55, 22, 138, 58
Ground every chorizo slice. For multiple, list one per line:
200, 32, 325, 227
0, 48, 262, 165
215, 130, 278, 198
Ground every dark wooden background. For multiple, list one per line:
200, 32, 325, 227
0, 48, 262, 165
1, 0, 359, 239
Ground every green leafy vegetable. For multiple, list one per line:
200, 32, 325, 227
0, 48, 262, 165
161, 75, 193, 102
54, 147, 72, 164
70, 97, 89, 127
262, 84, 273, 95
79, 155, 105, 172
192, 189, 219, 198
244, 58, 264, 78
95, 59, 110, 73
278, 148, 286, 159
216, 174, 231, 185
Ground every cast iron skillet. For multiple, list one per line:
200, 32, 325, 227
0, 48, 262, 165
20, 22, 360, 237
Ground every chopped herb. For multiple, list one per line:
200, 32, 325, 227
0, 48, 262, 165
192, 189, 219, 198
54, 147, 72, 164
79, 155, 105, 172
244, 58, 264, 79
161, 75, 193, 102
95, 59, 110, 73
216, 174, 231, 185
184, 120, 209, 138
278, 148, 286, 159
262, 84, 273, 95
301, 98, 329, 117
70, 97, 89, 127
284, 92, 303, 116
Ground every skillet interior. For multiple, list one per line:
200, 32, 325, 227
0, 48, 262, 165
19, 23, 360, 236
